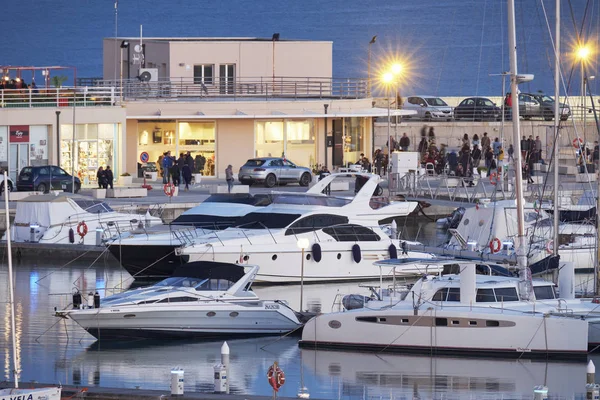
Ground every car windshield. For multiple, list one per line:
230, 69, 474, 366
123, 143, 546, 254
479, 99, 495, 107
243, 159, 266, 167
425, 98, 448, 106
539, 95, 554, 103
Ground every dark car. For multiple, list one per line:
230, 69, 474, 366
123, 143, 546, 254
454, 97, 501, 121
17, 166, 81, 193
518, 93, 570, 121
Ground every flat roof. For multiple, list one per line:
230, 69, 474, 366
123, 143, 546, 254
107, 37, 332, 43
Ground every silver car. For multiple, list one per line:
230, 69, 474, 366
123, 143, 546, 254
238, 157, 312, 188
402, 95, 453, 121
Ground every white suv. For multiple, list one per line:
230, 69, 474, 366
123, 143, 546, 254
402, 96, 453, 121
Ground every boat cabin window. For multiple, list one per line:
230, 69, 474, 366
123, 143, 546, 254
155, 277, 235, 291
157, 296, 198, 303
533, 285, 556, 300
431, 287, 461, 302
322, 224, 381, 242
171, 214, 244, 230
476, 289, 496, 302
285, 214, 349, 235
493, 287, 519, 302
234, 212, 301, 229
74, 199, 114, 213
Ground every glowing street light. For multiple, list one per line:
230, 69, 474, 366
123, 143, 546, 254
380, 63, 404, 162
577, 45, 591, 61
575, 44, 593, 137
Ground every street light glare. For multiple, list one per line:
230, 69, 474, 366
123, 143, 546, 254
382, 72, 394, 84
577, 45, 591, 60
391, 63, 402, 75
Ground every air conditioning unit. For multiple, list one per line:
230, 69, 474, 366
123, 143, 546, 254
138, 68, 158, 82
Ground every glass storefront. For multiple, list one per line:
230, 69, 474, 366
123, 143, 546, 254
0, 125, 49, 182
137, 121, 216, 177
343, 117, 364, 164
61, 123, 118, 184
255, 120, 315, 169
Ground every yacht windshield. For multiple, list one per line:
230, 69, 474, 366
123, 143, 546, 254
155, 277, 209, 289
233, 212, 301, 229
270, 194, 352, 207
74, 200, 114, 213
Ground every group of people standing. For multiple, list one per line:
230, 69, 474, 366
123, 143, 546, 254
96, 166, 114, 189
159, 151, 195, 191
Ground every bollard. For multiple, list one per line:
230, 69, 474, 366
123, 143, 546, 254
589, 360, 596, 385
95, 227, 104, 246
587, 384, 600, 400
390, 220, 397, 240
221, 341, 230, 394
213, 364, 227, 393
170, 368, 184, 396
533, 385, 548, 400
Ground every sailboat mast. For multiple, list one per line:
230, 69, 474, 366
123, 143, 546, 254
4, 172, 18, 388
507, 0, 532, 299
553, 0, 560, 258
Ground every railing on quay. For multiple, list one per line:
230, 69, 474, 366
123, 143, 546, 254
0, 86, 117, 108
98, 76, 368, 101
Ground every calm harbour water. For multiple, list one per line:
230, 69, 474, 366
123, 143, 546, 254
0, 221, 597, 399
1, 0, 596, 96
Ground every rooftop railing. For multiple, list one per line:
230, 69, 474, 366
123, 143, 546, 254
0, 87, 117, 108
99, 76, 368, 101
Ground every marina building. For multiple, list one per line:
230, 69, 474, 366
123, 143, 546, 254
0, 37, 390, 183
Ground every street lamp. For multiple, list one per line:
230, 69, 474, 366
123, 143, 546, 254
296, 237, 310, 311
120, 40, 130, 100
380, 64, 403, 164
576, 44, 591, 132
367, 35, 377, 97
584, 75, 595, 140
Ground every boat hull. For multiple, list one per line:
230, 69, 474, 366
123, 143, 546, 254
300, 308, 588, 361
0, 387, 62, 400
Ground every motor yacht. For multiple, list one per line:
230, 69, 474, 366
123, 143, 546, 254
108, 194, 270, 279
175, 174, 431, 284
56, 262, 303, 340
300, 258, 590, 360
5, 193, 162, 246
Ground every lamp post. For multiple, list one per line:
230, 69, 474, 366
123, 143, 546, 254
576, 45, 591, 136
296, 237, 310, 311
381, 64, 403, 170
324, 104, 329, 169
584, 75, 595, 141
120, 40, 129, 100
55, 111, 61, 166
367, 35, 377, 97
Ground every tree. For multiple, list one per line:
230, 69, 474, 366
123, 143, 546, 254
50, 75, 68, 88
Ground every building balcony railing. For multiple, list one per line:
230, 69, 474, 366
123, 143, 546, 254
99, 76, 368, 101
0, 87, 117, 108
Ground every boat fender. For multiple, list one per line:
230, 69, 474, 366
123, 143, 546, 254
72, 291, 82, 309
388, 244, 398, 259
68, 227, 75, 244
93, 291, 101, 308
312, 243, 322, 262
87, 292, 94, 309
352, 244, 362, 263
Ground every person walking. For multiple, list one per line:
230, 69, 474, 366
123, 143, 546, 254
418, 137, 428, 157
535, 136, 543, 163
484, 146, 494, 170
170, 162, 180, 186
504, 92, 512, 120
508, 144, 514, 163
182, 162, 192, 191
593, 141, 599, 172
105, 166, 114, 189
472, 144, 482, 168
225, 164, 234, 193
472, 134, 480, 148
177, 152, 186, 184
492, 137, 501, 157
462, 133, 470, 148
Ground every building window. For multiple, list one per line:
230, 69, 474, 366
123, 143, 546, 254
255, 121, 284, 158
343, 117, 364, 164
219, 64, 235, 94
255, 120, 315, 169
194, 64, 214, 85
178, 121, 216, 176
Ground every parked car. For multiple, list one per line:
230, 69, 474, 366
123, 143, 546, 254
238, 157, 312, 188
402, 95, 453, 121
518, 93, 571, 121
0, 174, 14, 194
16, 166, 81, 193
454, 97, 501, 121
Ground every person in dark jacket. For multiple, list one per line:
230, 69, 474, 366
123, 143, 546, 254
399, 133, 410, 151
418, 137, 428, 156
105, 166, 114, 189
471, 145, 482, 168
182, 163, 192, 191
170, 163, 180, 186
96, 167, 107, 189
177, 153, 186, 183
447, 149, 458, 175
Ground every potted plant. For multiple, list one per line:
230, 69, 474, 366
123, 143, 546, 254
477, 167, 488, 177
118, 172, 133, 186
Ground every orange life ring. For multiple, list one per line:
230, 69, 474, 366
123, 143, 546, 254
489, 172, 498, 185
76, 221, 88, 237
546, 240, 554, 254
267, 364, 285, 392
489, 238, 502, 254
163, 183, 175, 197
572, 137, 584, 148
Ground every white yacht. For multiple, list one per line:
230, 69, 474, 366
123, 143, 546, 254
300, 258, 590, 360
108, 194, 270, 279
6, 193, 162, 246
446, 199, 595, 273
176, 174, 431, 284
57, 262, 303, 340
